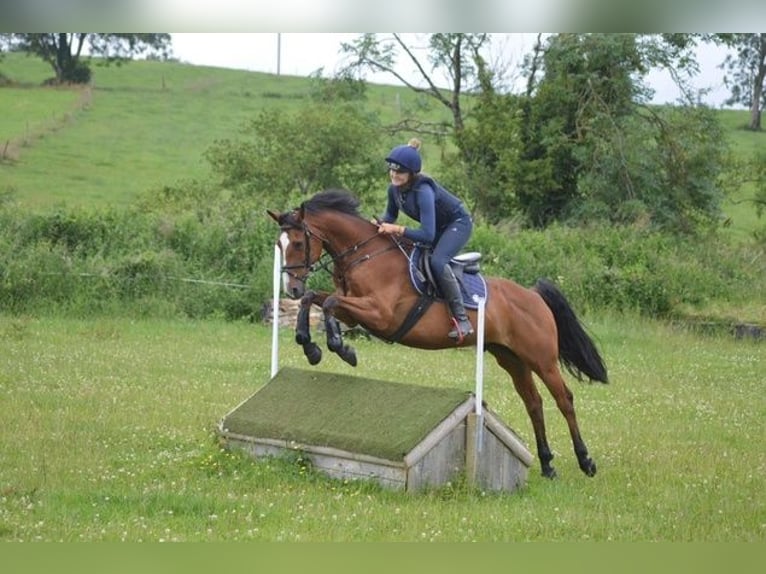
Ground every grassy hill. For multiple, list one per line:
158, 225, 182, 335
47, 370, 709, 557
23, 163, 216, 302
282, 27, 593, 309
715, 109, 764, 242
2, 53, 762, 233
0, 52, 447, 209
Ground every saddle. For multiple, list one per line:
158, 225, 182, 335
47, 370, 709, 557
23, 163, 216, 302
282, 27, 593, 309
381, 247, 488, 344
409, 247, 487, 309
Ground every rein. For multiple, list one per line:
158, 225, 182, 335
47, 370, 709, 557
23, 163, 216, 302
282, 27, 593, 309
282, 219, 399, 288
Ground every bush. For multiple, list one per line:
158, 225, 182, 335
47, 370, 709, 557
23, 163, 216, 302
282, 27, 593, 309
62, 61, 92, 84
468, 222, 764, 319
1, 201, 763, 323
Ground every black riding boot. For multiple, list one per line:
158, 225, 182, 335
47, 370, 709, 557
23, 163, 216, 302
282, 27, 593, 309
438, 265, 474, 340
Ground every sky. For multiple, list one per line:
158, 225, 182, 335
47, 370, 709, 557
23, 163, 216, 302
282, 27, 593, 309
169, 33, 736, 108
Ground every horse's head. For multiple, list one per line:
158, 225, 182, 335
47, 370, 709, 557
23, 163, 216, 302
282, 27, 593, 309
268, 189, 380, 299
267, 206, 325, 299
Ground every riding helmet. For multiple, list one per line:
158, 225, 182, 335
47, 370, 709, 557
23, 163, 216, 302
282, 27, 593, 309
386, 142, 422, 174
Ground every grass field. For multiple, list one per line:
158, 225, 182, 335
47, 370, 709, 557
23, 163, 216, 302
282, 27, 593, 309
1, 48, 763, 545
0, 53, 445, 209
715, 109, 764, 242
1, 313, 762, 541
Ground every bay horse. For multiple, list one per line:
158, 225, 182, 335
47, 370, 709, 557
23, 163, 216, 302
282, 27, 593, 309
267, 189, 608, 479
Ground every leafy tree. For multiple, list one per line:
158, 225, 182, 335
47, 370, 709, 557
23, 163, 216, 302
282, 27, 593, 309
338, 33, 728, 233
0, 33, 171, 84
339, 33, 519, 221
489, 33, 728, 233
447, 77, 522, 222
718, 33, 765, 131
307, 69, 367, 103
204, 101, 383, 207
512, 34, 647, 226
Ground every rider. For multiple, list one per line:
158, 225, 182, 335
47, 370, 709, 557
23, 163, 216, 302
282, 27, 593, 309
376, 138, 474, 341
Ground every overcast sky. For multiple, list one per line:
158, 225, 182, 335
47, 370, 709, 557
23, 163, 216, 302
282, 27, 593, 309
169, 33, 735, 108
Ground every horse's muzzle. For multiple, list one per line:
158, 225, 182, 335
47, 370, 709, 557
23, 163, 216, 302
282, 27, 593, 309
287, 283, 305, 299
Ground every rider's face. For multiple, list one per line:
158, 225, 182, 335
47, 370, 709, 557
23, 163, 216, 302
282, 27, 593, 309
389, 167, 410, 186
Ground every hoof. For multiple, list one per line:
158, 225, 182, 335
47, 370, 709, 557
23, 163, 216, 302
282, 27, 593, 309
580, 458, 597, 477
541, 466, 558, 480
304, 343, 322, 365
340, 347, 357, 367
327, 335, 343, 354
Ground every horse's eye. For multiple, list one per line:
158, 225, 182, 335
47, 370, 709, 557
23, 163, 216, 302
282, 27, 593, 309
293, 241, 304, 251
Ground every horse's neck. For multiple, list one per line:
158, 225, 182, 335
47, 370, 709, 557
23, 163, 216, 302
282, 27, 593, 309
312, 213, 374, 253
311, 213, 409, 281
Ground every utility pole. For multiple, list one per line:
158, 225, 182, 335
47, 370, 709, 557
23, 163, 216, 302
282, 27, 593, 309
277, 33, 281, 76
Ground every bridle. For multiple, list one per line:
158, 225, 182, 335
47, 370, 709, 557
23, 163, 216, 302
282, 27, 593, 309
279, 216, 399, 289
278, 220, 328, 282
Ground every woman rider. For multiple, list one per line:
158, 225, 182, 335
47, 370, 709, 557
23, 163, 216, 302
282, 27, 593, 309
376, 138, 474, 341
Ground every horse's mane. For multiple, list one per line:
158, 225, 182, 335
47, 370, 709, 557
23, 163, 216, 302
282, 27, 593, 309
301, 189, 362, 218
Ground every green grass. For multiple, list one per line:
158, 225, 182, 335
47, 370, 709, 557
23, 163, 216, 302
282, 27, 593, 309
0, 87, 82, 152
716, 109, 766, 242
1, 314, 762, 541
0, 52, 446, 210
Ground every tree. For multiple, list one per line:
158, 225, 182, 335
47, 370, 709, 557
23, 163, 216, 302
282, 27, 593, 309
337, 33, 730, 233
506, 33, 728, 233
512, 34, 651, 226
203, 101, 383, 207
0, 33, 171, 84
339, 33, 516, 221
339, 33, 498, 140
718, 33, 765, 131
448, 72, 522, 222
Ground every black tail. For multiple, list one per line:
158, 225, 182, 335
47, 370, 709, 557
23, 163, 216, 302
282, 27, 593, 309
534, 278, 608, 383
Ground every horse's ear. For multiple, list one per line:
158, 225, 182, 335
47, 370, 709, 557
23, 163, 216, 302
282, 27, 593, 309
266, 209, 281, 223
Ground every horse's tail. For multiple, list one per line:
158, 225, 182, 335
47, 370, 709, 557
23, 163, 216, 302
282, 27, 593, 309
534, 278, 609, 383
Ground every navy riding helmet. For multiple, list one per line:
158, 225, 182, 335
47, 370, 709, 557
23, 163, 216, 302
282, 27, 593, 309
386, 144, 422, 174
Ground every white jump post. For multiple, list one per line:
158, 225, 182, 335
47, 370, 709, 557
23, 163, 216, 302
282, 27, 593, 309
474, 296, 486, 417
270, 243, 282, 378
466, 296, 486, 485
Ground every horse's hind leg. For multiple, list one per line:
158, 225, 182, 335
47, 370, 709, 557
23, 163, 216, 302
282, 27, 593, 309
537, 363, 597, 477
487, 344, 557, 479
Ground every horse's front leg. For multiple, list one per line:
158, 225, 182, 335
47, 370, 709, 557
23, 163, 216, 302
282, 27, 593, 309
323, 314, 357, 367
295, 291, 322, 366
321, 294, 393, 367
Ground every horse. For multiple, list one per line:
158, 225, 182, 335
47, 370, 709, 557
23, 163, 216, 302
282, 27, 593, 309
267, 188, 609, 479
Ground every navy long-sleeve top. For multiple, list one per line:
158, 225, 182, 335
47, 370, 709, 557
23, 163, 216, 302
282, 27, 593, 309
380, 175, 469, 245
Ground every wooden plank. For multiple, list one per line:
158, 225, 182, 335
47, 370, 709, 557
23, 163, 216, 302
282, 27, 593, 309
309, 451, 407, 488
484, 411, 534, 467
226, 437, 407, 489
221, 428, 407, 468
465, 412, 480, 486
476, 428, 528, 492
406, 423, 465, 491
403, 398, 474, 466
